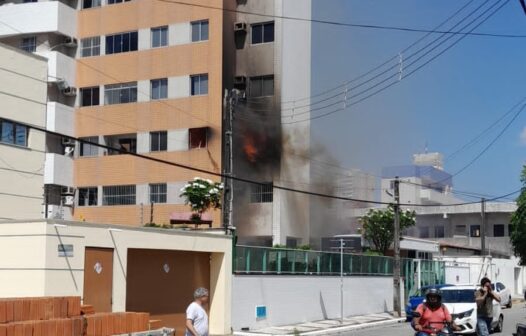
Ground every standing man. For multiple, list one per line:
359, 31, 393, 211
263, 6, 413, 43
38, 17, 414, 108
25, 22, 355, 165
186, 287, 209, 336
475, 277, 501, 336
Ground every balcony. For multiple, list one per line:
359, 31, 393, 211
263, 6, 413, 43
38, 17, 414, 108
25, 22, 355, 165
44, 153, 73, 187
0, 2, 77, 38
36, 51, 76, 87
46, 102, 74, 137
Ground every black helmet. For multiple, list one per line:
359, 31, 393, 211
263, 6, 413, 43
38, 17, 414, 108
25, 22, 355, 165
425, 288, 442, 308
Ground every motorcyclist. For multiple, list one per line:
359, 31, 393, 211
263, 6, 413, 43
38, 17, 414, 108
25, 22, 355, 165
413, 288, 460, 335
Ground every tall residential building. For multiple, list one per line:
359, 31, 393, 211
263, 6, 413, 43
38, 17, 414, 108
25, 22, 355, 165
0, 43, 47, 220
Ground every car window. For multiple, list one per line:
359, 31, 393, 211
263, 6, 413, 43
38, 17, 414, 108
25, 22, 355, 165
441, 290, 475, 303
498, 283, 505, 291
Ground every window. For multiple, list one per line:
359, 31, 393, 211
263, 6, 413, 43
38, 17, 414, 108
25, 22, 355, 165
78, 187, 98, 206
149, 183, 167, 204
150, 131, 167, 152
104, 82, 137, 105
454, 225, 466, 236
493, 224, 505, 237
82, 0, 101, 9
189, 127, 207, 149
470, 225, 481, 237
420, 227, 429, 239
107, 0, 131, 4
151, 26, 168, 48
150, 78, 168, 100
434, 225, 445, 238
20, 37, 36, 53
102, 185, 136, 206
80, 87, 100, 107
250, 182, 273, 203
252, 22, 274, 44
79, 136, 99, 157
105, 31, 138, 55
249, 75, 274, 97
190, 74, 208, 96
191, 20, 209, 42
80, 37, 100, 57
23, 0, 37, 3
0, 120, 28, 147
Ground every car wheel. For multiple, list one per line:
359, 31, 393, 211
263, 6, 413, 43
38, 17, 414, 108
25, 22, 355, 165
494, 314, 504, 333
507, 296, 512, 308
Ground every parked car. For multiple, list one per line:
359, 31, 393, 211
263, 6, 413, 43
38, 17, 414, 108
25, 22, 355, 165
491, 282, 512, 308
405, 284, 452, 321
441, 285, 503, 334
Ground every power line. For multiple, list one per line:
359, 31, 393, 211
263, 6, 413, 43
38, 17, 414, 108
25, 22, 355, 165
157, 0, 526, 38
8, 117, 517, 208
0, 191, 43, 200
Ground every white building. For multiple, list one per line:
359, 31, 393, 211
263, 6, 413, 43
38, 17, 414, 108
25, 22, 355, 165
0, 43, 47, 220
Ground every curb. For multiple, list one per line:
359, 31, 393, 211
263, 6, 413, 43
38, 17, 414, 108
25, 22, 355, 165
233, 318, 406, 336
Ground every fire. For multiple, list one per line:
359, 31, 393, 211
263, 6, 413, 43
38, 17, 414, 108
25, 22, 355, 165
243, 135, 258, 163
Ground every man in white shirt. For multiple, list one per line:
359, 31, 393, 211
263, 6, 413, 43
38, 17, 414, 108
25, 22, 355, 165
185, 287, 209, 336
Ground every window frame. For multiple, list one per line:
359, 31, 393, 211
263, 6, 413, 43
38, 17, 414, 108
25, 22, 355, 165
107, 0, 131, 4
493, 224, 505, 237
190, 74, 208, 96
150, 78, 168, 100
250, 182, 273, 203
470, 224, 481, 238
102, 185, 136, 206
191, 20, 209, 42
78, 187, 98, 206
104, 82, 138, 105
105, 31, 138, 55
0, 119, 28, 147
251, 21, 275, 45
149, 183, 167, 204
82, 0, 101, 9
151, 26, 168, 48
80, 86, 100, 107
189, 127, 207, 149
79, 136, 99, 157
80, 36, 101, 57
249, 75, 274, 97
20, 36, 37, 53
150, 131, 167, 152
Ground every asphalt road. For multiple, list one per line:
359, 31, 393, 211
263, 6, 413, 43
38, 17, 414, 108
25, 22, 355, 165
345, 304, 526, 336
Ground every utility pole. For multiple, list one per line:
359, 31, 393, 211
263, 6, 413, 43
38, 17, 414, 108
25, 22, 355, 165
340, 238, 345, 324
223, 89, 237, 234
481, 198, 486, 256
393, 177, 402, 317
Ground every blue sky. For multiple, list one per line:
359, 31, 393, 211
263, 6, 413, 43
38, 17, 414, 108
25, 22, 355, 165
308, 0, 526, 199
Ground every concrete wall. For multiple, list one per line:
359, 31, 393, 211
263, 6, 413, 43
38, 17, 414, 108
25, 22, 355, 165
0, 220, 232, 335
232, 275, 394, 331
0, 43, 47, 220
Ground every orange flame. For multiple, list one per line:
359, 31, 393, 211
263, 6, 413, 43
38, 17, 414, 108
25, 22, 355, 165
243, 135, 258, 163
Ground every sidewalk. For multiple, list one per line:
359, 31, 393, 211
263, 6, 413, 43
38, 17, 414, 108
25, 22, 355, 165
233, 313, 406, 336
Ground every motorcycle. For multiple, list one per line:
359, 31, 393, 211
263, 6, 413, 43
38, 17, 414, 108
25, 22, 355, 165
412, 311, 455, 336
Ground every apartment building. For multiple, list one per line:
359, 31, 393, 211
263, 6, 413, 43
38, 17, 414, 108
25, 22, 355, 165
0, 43, 47, 220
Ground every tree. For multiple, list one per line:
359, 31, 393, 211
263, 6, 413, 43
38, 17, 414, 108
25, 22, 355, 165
359, 206, 416, 255
510, 166, 526, 264
180, 177, 224, 221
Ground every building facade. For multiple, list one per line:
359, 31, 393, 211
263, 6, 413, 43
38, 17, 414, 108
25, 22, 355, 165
0, 43, 47, 220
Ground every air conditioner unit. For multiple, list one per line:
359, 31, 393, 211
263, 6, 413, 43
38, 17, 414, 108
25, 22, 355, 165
62, 86, 77, 96
63, 36, 78, 48
234, 22, 247, 32
62, 186, 75, 196
62, 137, 75, 146
63, 195, 75, 206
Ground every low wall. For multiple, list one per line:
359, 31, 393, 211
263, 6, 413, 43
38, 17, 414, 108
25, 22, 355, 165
232, 275, 397, 331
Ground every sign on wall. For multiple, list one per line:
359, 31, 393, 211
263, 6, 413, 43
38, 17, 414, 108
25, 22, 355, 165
255, 305, 267, 320
58, 244, 73, 257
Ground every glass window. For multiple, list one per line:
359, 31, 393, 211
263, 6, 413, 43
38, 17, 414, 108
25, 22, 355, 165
104, 82, 137, 105
80, 87, 100, 107
150, 78, 168, 100
249, 75, 274, 97
20, 37, 36, 53
454, 225, 466, 236
470, 225, 481, 237
191, 20, 209, 42
105, 31, 138, 55
107, 0, 131, 4
420, 227, 429, 239
150, 131, 167, 152
82, 0, 101, 9
190, 74, 208, 96
78, 187, 98, 206
250, 183, 273, 203
80, 37, 100, 57
189, 127, 207, 149
252, 22, 274, 44
0, 120, 28, 147
493, 224, 505, 237
149, 183, 167, 204
434, 225, 445, 238
102, 185, 136, 206
151, 26, 168, 48
79, 136, 99, 157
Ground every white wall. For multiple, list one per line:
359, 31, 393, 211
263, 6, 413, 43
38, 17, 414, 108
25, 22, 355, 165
232, 275, 394, 331
44, 153, 73, 187
46, 102, 74, 137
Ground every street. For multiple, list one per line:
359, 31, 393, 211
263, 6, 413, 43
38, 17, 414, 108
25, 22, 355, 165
346, 305, 526, 336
